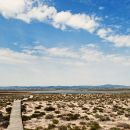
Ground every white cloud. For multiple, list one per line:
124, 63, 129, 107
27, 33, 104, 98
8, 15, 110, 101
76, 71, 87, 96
0, 0, 99, 33
97, 28, 112, 38
0, 46, 130, 86
1, 1, 130, 47
52, 11, 99, 32
1, 45, 130, 66
0, 0, 32, 18
1, 0, 130, 47
97, 28, 130, 47
17, 4, 57, 23
106, 35, 130, 47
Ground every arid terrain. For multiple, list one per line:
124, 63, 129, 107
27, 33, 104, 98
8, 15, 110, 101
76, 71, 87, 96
22, 94, 130, 130
1, 93, 130, 130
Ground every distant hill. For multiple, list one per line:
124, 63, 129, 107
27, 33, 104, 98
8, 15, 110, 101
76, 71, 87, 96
0, 84, 129, 91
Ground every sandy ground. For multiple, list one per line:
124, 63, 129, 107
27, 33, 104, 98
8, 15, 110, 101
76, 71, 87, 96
22, 94, 130, 130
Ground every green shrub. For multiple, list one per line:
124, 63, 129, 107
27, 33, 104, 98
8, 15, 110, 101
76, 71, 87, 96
52, 119, 59, 124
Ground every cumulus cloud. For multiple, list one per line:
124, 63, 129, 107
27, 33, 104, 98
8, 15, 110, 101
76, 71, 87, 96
17, 4, 57, 23
52, 11, 99, 32
0, 0, 99, 33
0, 0, 32, 18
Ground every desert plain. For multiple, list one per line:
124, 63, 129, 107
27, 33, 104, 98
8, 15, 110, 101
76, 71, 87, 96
1, 93, 130, 130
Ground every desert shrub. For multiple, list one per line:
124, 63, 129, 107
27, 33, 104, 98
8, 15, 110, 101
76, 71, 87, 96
82, 107, 89, 111
112, 105, 123, 112
110, 127, 121, 130
48, 124, 56, 129
58, 125, 67, 130
89, 102, 94, 105
62, 113, 80, 121
117, 123, 130, 129
22, 115, 31, 121
44, 106, 55, 111
52, 119, 59, 124
21, 104, 26, 112
57, 114, 64, 118
3, 115, 10, 121
88, 121, 101, 130
93, 107, 103, 113
95, 114, 110, 121
7, 102, 11, 105
81, 126, 87, 130
79, 121, 86, 125
24, 128, 34, 130
36, 126, 44, 130
45, 114, 54, 119
125, 113, 130, 117
31, 111, 45, 118
117, 110, 124, 115
71, 126, 81, 130
6, 107, 12, 113
0, 113, 10, 128
55, 111, 60, 114
35, 105, 42, 109
1, 121, 9, 128
81, 126, 86, 130
126, 108, 130, 112
34, 111, 45, 115
47, 103, 52, 106
81, 115, 89, 120
31, 113, 40, 118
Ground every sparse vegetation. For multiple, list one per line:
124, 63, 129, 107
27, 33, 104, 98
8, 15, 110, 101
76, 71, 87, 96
2, 93, 130, 130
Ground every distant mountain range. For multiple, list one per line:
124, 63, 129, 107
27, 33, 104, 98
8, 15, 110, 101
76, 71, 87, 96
0, 84, 129, 91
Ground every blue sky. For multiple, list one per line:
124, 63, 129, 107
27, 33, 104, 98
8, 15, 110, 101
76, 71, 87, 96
0, 0, 130, 86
